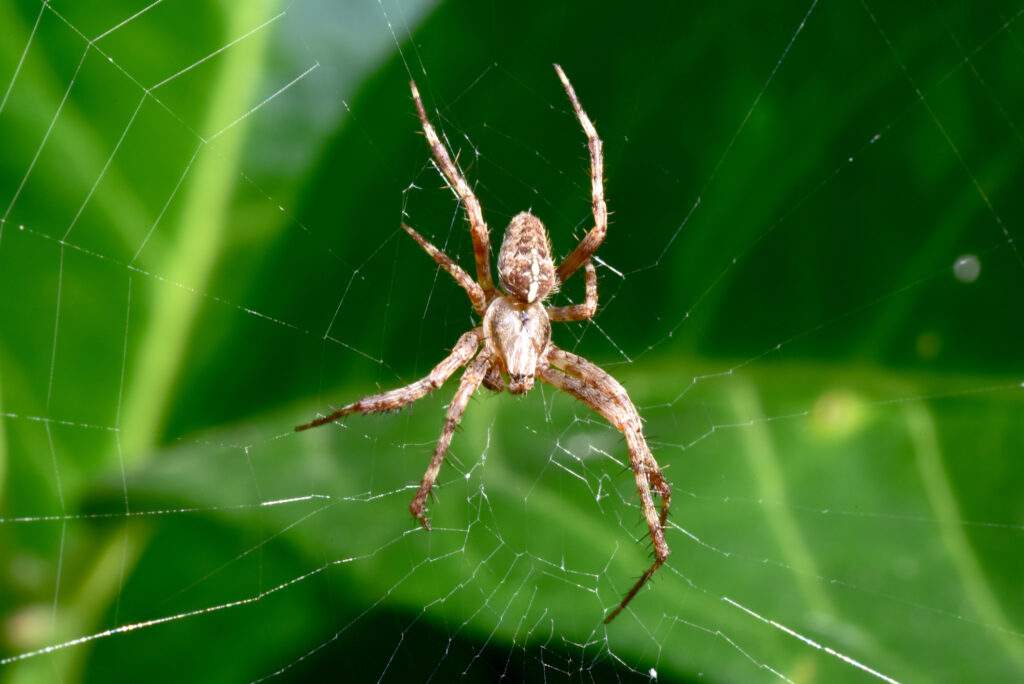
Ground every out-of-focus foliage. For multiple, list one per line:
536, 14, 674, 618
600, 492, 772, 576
1, 0, 1022, 682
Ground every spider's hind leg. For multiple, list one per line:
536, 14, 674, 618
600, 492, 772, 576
402, 223, 487, 316
552, 65, 607, 285
409, 79, 496, 299
547, 260, 597, 323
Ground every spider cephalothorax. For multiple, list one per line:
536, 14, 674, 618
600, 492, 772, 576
297, 66, 670, 624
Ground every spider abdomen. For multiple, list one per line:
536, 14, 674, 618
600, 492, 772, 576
497, 212, 556, 304
483, 296, 551, 394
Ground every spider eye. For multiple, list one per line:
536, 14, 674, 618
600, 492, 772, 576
508, 374, 535, 394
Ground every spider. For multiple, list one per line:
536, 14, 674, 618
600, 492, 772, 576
297, 65, 670, 624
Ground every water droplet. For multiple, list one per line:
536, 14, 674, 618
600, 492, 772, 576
952, 254, 980, 283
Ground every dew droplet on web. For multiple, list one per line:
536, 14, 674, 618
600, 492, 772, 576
952, 253, 980, 283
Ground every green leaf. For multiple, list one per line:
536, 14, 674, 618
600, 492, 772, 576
2, 0, 1023, 682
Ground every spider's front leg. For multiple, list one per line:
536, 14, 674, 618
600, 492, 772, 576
539, 346, 671, 624
410, 350, 492, 529
295, 330, 480, 432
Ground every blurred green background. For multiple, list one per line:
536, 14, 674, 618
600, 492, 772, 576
1, 0, 1023, 681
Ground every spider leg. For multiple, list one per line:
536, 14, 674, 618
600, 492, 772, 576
409, 79, 496, 300
482, 362, 505, 392
410, 350, 492, 529
295, 330, 481, 432
402, 223, 487, 316
546, 260, 597, 322
552, 65, 607, 286
538, 346, 670, 624
547, 346, 671, 526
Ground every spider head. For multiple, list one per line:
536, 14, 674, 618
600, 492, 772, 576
483, 296, 551, 395
497, 212, 556, 304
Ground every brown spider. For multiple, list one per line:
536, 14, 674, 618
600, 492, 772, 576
297, 65, 670, 624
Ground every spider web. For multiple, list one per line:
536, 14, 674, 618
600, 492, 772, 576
1, 0, 1023, 681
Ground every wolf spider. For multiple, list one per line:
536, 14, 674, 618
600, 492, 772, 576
297, 65, 670, 624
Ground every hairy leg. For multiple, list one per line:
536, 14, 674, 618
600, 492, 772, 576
409, 79, 496, 298
546, 260, 597, 322
540, 346, 670, 623
409, 350, 492, 528
548, 346, 670, 524
295, 330, 480, 432
402, 223, 486, 315
552, 65, 607, 285
482, 362, 505, 392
